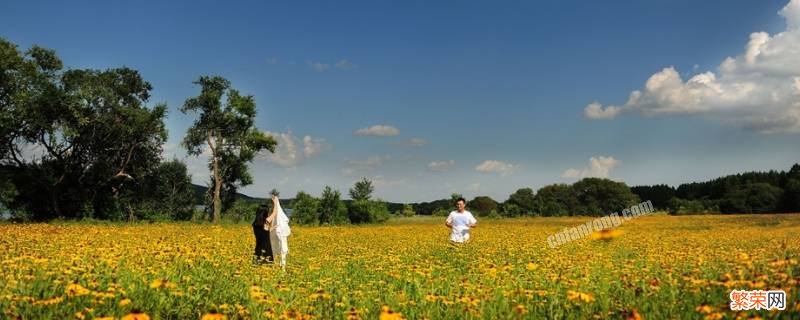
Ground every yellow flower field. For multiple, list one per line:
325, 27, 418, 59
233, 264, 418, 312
1, 214, 799, 319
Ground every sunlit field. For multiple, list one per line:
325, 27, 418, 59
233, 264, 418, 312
2, 214, 799, 319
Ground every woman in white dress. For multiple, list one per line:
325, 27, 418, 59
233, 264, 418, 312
266, 194, 291, 268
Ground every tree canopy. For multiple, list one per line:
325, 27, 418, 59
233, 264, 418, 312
1, 38, 173, 220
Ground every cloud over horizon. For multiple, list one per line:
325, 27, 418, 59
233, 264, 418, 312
341, 155, 390, 177
334, 59, 354, 70
305, 60, 330, 72
561, 156, 620, 179
585, 0, 800, 133
475, 160, 518, 176
428, 160, 455, 172
354, 124, 400, 137
261, 131, 331, 168
394, 138, 427, 147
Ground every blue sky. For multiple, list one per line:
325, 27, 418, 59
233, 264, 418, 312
2, 0, 799, 202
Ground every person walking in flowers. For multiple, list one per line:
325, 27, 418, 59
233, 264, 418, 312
266, 189, 291, 269
251, 202, 273, 264
445, 197, 477, 243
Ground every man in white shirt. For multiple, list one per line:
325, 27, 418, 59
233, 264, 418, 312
445, 197, 477, 243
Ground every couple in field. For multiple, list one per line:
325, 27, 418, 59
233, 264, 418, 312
251, 194, 477, 266
252, 193, 291, 268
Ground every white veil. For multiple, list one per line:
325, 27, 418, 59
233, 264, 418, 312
274, 199, 291, 237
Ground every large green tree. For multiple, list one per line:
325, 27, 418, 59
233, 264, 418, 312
504, 187, 535, 216
532, 184, 578, 216
347, 178, 391, 223
0, 38, 167, 220
782, 178, 800, 213
720, 183, 783, 214
469, 196, 498, 217
349, 199, 390, 224
141, 159, 196, 220
631, 184, 676, 210
319, 186, 349, 224
780, 164, 800, 212
571, 178, 640, 216
291, 191, 320, 225
181, 76, 276, 223
349, 177, 374, 201
399, 204, 415, 217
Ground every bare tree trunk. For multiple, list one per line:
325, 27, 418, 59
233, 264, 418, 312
208, 131, 222, 223
212, 156, 222, 223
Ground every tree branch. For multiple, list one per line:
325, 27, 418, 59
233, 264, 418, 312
8, 140, 25, 166
114, 141, 139, 180
39, 131, 63, 162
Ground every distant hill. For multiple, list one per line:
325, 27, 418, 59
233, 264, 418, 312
192, 184, 267, 205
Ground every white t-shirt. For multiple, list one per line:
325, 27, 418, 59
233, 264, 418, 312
446, 210, 477, 243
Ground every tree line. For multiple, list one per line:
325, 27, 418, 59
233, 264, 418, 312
406, 177, 640, 218
210, 162, 800, 226
403, 163, 800, 219
631, 164, 800, 215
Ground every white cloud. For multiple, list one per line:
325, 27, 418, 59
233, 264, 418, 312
561, 168, 581, 179
585, 0, 800, 133
262, 132, 299, 167
561, 156, 619, 179
334, 59, 354, 70
354, 124, 400, 137
428, 160, 455, 172
306, 60, 330, 72
408, 138, 426, 146
261, 131, 330, 168
304, 59, 353, 72
341, 155, 390, 176
266, 57, 278, 65
369, 175, 406, 188
781, 0, 800, 29
302, 135, 331, 158
475, 160, 518, 176
394, 138, 427, 147
584, 102, 621, 119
